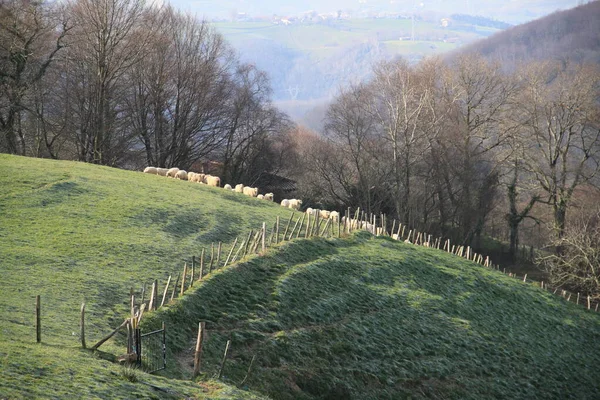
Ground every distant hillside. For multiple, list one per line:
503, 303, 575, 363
460, 1, 600, 66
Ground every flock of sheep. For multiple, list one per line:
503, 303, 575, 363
143, 166, 341, 222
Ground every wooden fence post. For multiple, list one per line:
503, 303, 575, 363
577, 292, 580, 305
199, 249, 205, 280
193, 322, 205, 378
160, 275, 172, 308
216, 242, 222, 268
305, 213, 311, 238
275, 216, 280, 243
224, 237, 238, 268
80, 303, 86, 349
218, 340, 231, 380
523, 274, 527, 282
36, 295, 41, 343
170, 273, 180, 302
587, 295, 591, 310
295, 214, 306, 239
262, 222, 266, 252
180, 264, 187, 297
191, 256, 195, 288
209, 243, 214, 273
283, 213, 294, 240
244, 231, 253, 256
149, 280, 157, 311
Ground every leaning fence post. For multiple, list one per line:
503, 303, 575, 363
209, 243, 215, 273
262, 222, 266, 252
36, 295, 41, 343
160, 275, 172, 308
170, 273, 180, 302
193, 321, 205, 378
587, 295, 591, 310
199, 249, 205, 280
80, 303, 86, 349
218, 340, 231, 380
149, 280, 157, 311
275, 216, 280, 243
283, 213, 294, 241
223, 237, 238, 268
180, 264, 187, 297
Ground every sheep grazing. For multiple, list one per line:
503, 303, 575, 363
143, 166, 158, 175
306, 207, 317, 216
188, 171, 197, 182
329, 211, 340, 221
280, 199, 290, 208
205, 175, 221, 187
224, 183, 232, 190
235, 184, 244, 193
264, 193, 274, 201
175, 170, 188, 180
257, 194, 264, 200
243, 186, 258, 197
319, 210, 331, 219
287, 199, 302, 210
166, 167, 179, 178
156, 168, 169, 176
196, 173, 206, 183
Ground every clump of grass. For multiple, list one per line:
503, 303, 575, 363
120, 366, 139, 383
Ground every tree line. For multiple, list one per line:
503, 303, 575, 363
288, 54, 600, 295
0, 0, 292, 185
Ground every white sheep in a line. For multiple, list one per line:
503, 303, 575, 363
235, 184, 244, 193
243, 186, 258, 197
175, 170, 188, 180
143, 166, 158, 174
224, 184, 233, 190
204, 175, 221, 187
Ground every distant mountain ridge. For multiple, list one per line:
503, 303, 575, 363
459, 1, 600, 66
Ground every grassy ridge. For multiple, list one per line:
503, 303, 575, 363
144, 232, 600, 399
0, 154, 285, 398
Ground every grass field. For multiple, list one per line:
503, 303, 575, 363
0, 154, 284, 399
1, 154, 599, 399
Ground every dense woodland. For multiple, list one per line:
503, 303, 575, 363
1, 0, 599, 298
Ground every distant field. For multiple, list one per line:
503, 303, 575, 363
214, 18, 495, 58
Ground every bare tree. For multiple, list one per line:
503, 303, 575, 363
125, 5, 234, 168
539, 209, 600, 299
517, 61, 600, 244
440, 54, 516, 246
0, 0, 70, 155
65, 0, 148, 165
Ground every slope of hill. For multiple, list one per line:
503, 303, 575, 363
142, 232, 600, 399
459, 0, 600, 67
0, 154, 283, 398
1, 154, 599, 399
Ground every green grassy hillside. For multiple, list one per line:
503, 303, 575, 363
1, 154, 599, 399
143, 233, 600, 399
0, 154, 283, 399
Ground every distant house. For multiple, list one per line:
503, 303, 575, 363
440, 18, 451, 27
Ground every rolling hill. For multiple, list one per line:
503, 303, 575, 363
1, 154, 599, 399
458, 0, 600, 67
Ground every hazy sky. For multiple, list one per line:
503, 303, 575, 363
167, 0, 582, 23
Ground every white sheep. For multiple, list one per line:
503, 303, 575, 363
288, 199, 302, 210
280, 199, 290, 208
224, 184, 232, 190
257, 194, 264, 200
319, 210, 331, 219
143, 166, 158, 175
166, 167, 179, 178
175, 170, 188, 180
329, 211, 340, 221
156, 168, 169, 176
243, 186, 258, 197
205, 175, 221, 187
235, 184, 244, 193
306, 207, 317, 216
264, 193, 274, 201
188, 172, 196, 182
